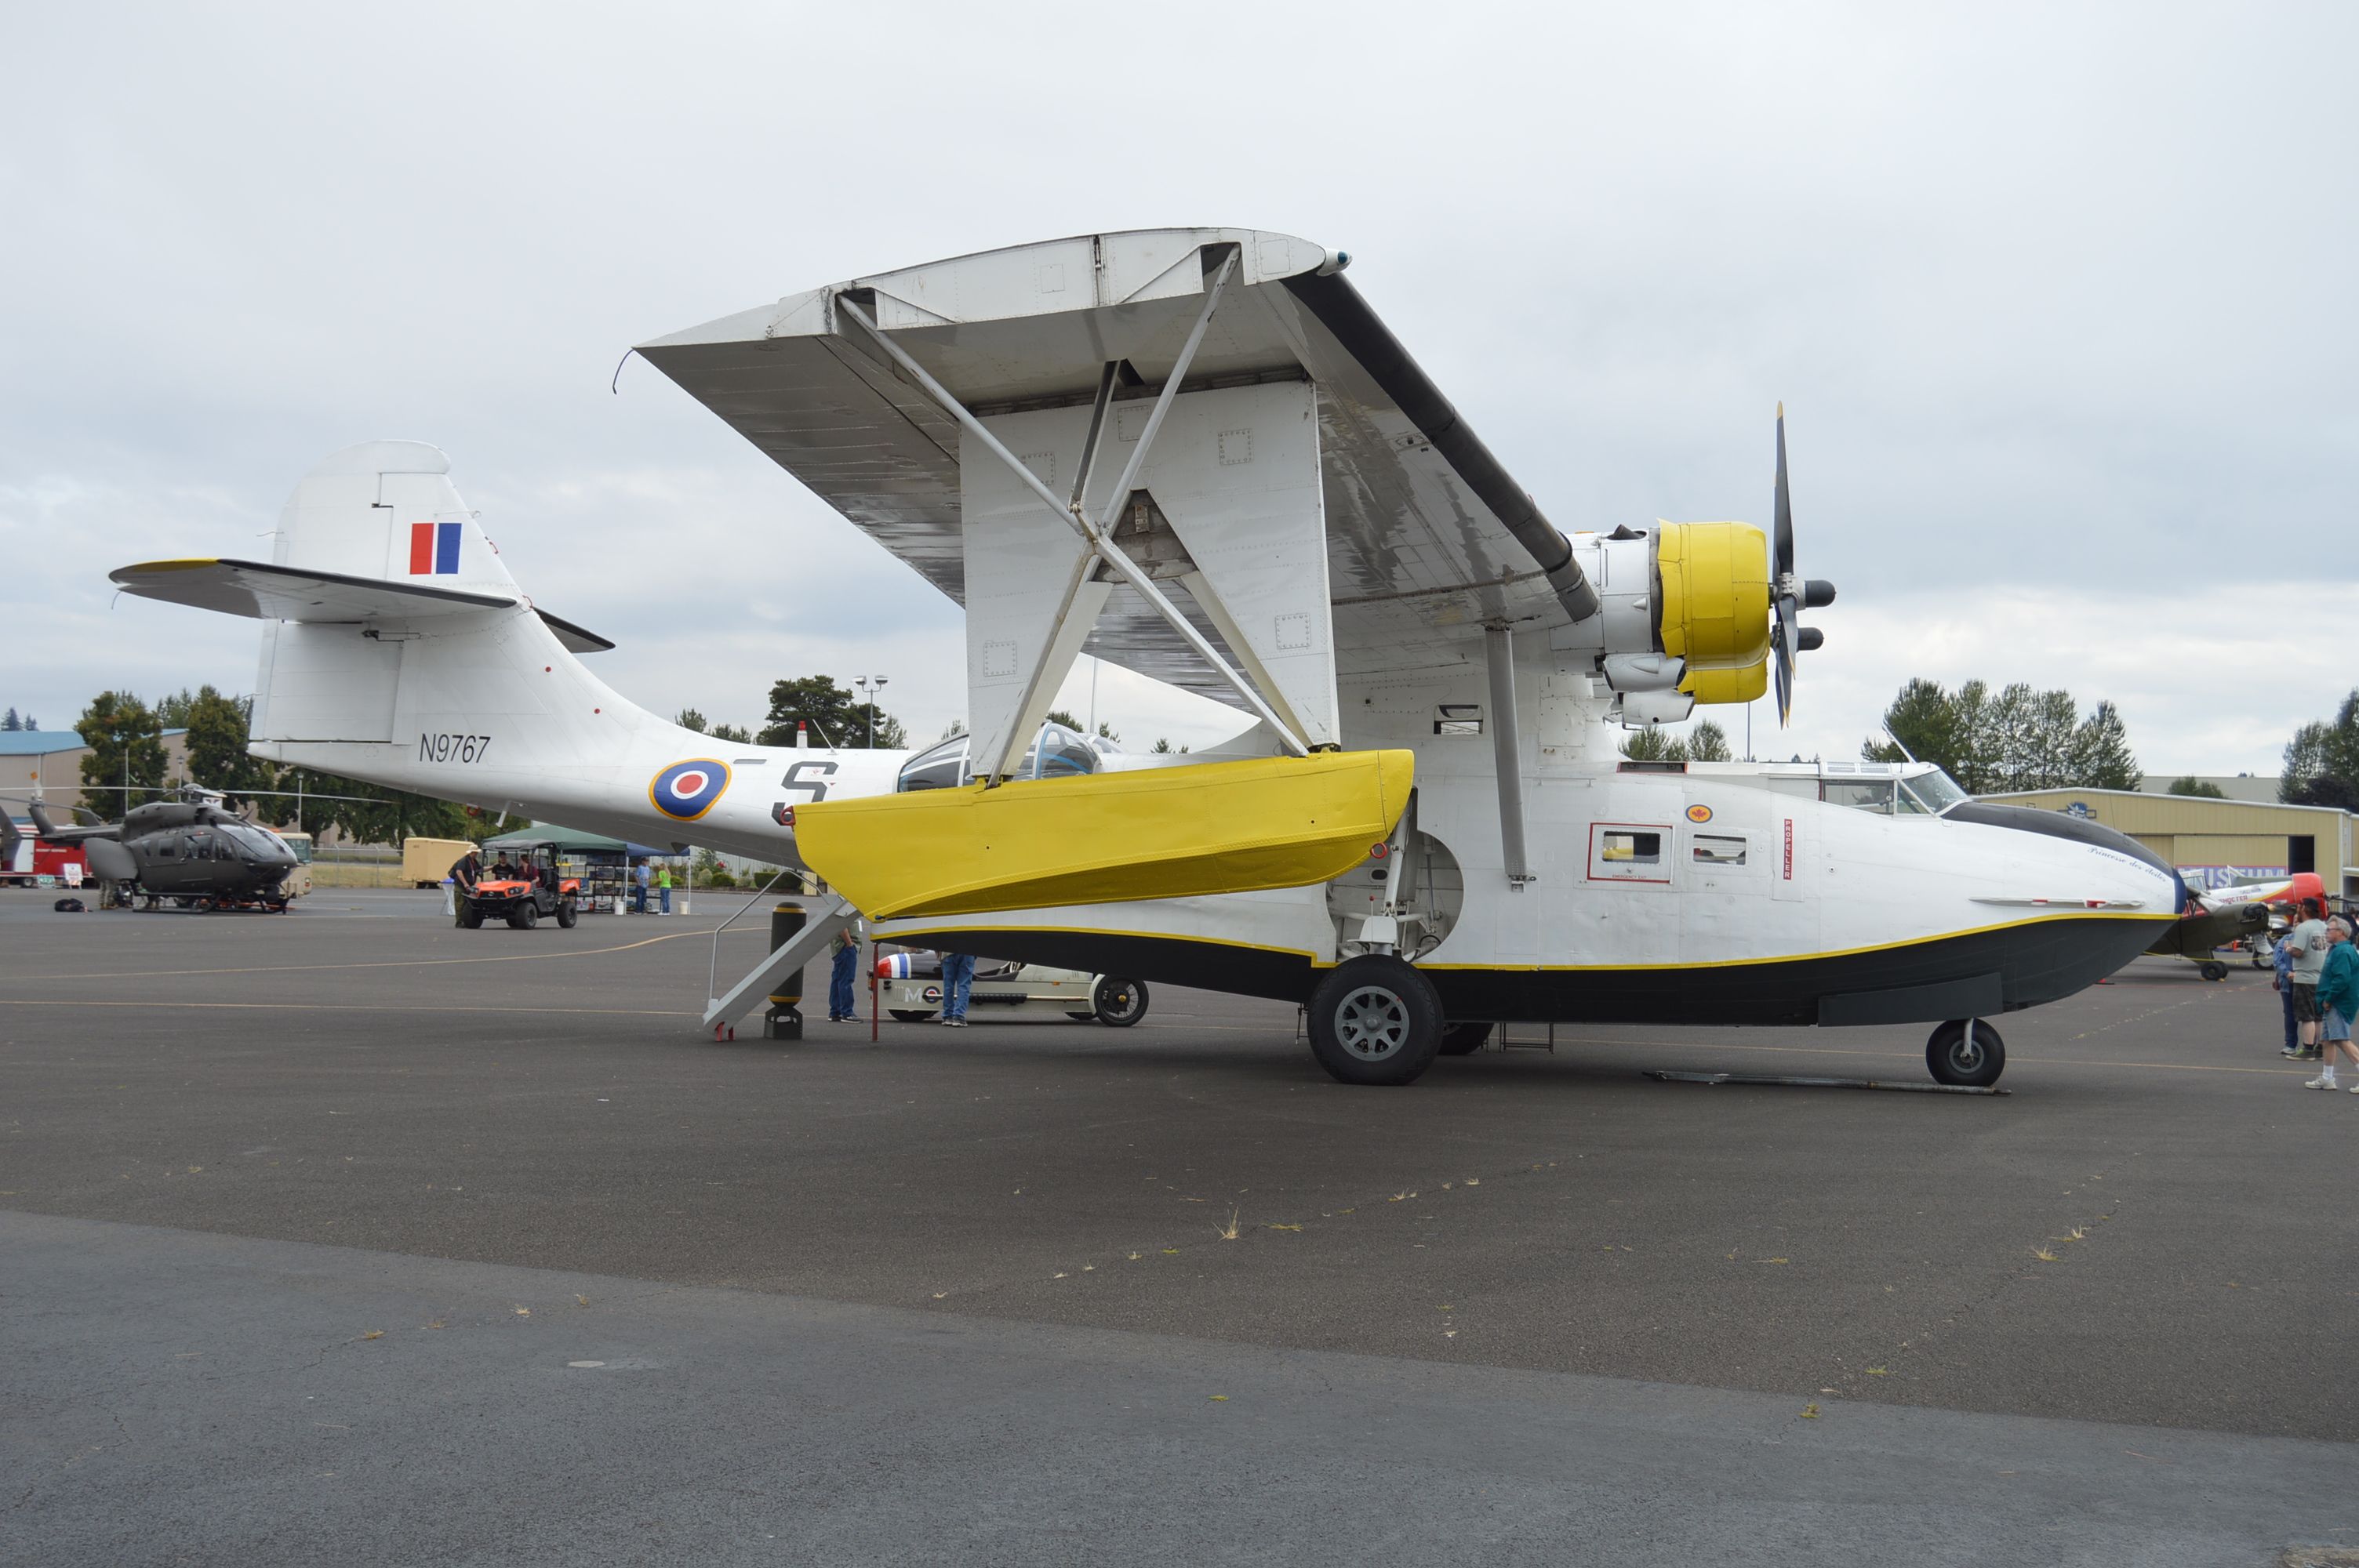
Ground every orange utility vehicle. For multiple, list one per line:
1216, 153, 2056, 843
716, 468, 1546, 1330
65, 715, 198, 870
455, 840, 580, 929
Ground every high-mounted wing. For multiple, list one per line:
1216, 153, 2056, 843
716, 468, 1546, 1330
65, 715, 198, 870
635, 229, 1596, 710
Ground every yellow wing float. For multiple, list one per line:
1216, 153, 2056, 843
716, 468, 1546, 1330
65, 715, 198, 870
794, 750, 1415, 920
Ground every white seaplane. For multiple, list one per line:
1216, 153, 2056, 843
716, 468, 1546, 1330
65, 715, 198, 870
111, 227, 2183, 1087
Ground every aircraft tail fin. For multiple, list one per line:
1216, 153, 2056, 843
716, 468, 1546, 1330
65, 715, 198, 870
109, 441, 628, 755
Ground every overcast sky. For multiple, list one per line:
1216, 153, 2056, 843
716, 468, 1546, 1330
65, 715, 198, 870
5, 3, 2351, 776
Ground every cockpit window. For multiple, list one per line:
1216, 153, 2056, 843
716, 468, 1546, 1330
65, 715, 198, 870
1031, 724, 1096, 780
896, 735, 970, 793
895, 723, 1103, 793
1902, 769, 1970, 815
1822, 779, 1895, 814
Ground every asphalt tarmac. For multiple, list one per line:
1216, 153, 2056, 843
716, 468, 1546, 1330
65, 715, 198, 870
5, 887, 2356, 1564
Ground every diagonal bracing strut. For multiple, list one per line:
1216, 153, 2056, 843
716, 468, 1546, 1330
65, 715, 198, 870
836, 251, 1309, 776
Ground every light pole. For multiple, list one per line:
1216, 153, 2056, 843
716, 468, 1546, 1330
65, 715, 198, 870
854, 676, 889, 747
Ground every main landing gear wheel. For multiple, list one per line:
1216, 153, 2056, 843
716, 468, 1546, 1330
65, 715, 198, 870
889, 1009, 933, 1023
1092, 977, 1149, 1028
1926, 1018, 2006, 1088
1438, 1021, 1493, 1056
1307, 955, 1443, 1087
555, 900, 577, 929
2199, 960, 2228, 982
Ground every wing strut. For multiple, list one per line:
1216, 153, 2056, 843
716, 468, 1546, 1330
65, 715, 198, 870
1483, 623, 1535, 887
837, 252, 1310, 775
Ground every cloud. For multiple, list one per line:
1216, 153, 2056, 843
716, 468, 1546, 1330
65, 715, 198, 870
3, 3, 2351, 781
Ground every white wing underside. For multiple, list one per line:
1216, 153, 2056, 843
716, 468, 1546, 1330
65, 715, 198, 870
637, 228, 1574, 708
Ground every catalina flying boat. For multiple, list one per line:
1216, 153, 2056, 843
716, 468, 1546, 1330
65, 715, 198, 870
111, 227, 2185, 1087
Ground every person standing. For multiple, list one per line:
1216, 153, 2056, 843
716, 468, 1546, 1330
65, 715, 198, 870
827, 918, 863, 1022
2287, 898, 2332, 1059
2305, 917, 2359, 1091
632, 858, 651, 914
938, 949, 975, 1027
656, 862, 673, 915
2272, 909, 2303, 1058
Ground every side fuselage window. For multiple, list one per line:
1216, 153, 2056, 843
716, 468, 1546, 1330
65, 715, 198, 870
1590, 823, 1672, 883
1692, 833, 1748, 866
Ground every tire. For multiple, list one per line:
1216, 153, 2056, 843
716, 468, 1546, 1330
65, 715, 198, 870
1066, 1011, 1097, 1022
1306, 956, 1443, 1086
1438, 1021, 1493, 1056
511, 902, 538, 930
1926, 1018, 2006, 1088
1092, 977, 1149, 1028
555, 900, 577, 929
2199, 961, 2227, 982
889, 1009, 933, 1023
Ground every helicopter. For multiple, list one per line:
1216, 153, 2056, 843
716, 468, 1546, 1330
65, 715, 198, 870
7, 786, 301, 911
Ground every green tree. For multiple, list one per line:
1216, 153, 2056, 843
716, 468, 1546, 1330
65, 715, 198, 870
265, 768, 516, 845
849, 703, 906, 749
2, 707, 19, 731
1044, 709, 1081, 730
710, 722, 752, 743
1685, 719, 1732, 762
181, 686, 274, 807
676, 707, 708, 733
760, 676, 865, 748
2069, 700, 2141, 791
2167, 776, 2227, 799
1862, 677, 2137, 793
75, 691, 168, 814
1620, 728, 1687, 762
2281, 689, 2359, 811
1096, 721, 1120, 743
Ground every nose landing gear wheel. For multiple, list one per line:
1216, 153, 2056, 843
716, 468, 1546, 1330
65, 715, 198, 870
1926, 1018, 2006, 1088
1307, 955, 1443, 1086
2199, 960, 2228, 982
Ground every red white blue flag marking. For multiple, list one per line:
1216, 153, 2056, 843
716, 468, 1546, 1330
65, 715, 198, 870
409, 521, 463, 575
650, 759, 730, 822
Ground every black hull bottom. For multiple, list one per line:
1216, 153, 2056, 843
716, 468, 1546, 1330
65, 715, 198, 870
885, 915, 2169, 1028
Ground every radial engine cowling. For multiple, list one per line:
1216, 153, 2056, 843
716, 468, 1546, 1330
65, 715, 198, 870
1558, 522, 1772, 715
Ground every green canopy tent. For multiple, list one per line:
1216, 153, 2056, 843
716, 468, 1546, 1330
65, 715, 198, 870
480, 823, 685, 859
479, 822, 688, 912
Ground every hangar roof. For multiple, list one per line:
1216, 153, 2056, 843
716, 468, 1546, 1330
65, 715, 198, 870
0, 731, 89, 756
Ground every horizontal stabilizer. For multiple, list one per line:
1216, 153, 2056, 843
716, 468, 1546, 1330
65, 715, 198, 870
109, 558, 612, 652
794, 750, 1414, 920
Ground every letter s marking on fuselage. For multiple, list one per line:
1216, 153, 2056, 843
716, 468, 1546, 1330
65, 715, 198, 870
782, 760, 836, 802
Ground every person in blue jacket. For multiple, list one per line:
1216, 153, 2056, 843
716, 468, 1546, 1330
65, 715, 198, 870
2271, 912, 2303, 1059
2304, 917, 2359, 1091
827, 919, 863, 1023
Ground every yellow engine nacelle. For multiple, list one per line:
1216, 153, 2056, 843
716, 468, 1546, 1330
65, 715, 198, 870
1654, 521, 1771, 706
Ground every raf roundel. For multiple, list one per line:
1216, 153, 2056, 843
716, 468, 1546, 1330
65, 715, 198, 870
650, 759, 731, 822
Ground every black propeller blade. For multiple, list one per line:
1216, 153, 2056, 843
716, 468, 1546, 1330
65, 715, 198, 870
1768, 404, 1832, 724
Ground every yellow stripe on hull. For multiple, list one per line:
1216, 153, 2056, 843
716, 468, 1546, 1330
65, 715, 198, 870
795, 750, 1415, 920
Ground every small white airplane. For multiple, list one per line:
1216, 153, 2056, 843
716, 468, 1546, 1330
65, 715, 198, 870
113, 227, 2184, 1089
